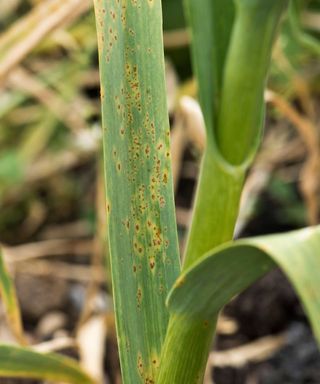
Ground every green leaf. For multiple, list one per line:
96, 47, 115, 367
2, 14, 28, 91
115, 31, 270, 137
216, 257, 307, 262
169, 226, 320, 327
0, 249, 25, 344
160, 226, 320, 383
287, 0, 320, 56
0, 345, 95, 384
93, 1, 180, 383
184, 0, 234, 139
216, 0, 289, 165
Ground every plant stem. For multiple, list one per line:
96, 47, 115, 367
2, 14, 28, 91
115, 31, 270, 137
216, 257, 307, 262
158, 1, 288, 382
157, 315, 217, 384
183, 148, 245, 270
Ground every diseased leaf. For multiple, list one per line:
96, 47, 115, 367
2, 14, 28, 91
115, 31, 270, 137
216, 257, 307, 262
0, 345, 95, 384
93, 0, 180, 382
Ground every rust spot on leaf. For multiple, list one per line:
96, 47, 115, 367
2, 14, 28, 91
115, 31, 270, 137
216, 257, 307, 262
137, 287, 142, 308
149, 256, 155, 270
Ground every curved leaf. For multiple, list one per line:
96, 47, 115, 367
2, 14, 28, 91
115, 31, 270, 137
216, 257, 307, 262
0, 345, 95, 384
157, 226, 320, 383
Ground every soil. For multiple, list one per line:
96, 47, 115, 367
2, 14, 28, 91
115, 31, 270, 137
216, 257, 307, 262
214, 269, 320, 384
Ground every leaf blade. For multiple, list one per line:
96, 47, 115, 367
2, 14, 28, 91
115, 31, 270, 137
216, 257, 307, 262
0, 345, 95, 384
169, 226, 320, 342
184, 0, 234, 139
158, 226, 320, 383
93, 0, 180, 382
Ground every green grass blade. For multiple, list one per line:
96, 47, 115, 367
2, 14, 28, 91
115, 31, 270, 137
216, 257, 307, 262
160, 226, 320, 383
0, 345, 95, 383
0, 249, 25, 344
93, 1, 180, 382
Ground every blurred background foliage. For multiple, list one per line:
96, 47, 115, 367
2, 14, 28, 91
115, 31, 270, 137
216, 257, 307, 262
0, 0, 319, 241
0, 0, 320, 383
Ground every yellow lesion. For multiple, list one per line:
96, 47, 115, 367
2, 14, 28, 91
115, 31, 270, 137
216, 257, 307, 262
134, 218, 142, 233
122, 217, 130, 232
100, 86, 105, 100
128, 28, 136, 37
120, 3, 127, 27
109, 9, 117, 21
149, 256, 156, 272
106, 199, 111, 215
137, 353, 144, 376
133, 236, 145, 256
136, 286, 143, 308
175, 275, 186, 288
162, 169, 169, 185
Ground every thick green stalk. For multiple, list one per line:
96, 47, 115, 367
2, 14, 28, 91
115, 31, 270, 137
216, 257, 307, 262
183, 148, 244, 270
93, 1, 180, 383
157, 315, 217, 383
181, 0, 236, 270
158, 1, 288, 383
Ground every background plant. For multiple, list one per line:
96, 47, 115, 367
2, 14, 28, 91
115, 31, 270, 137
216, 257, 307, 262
0, 0, 319, 383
